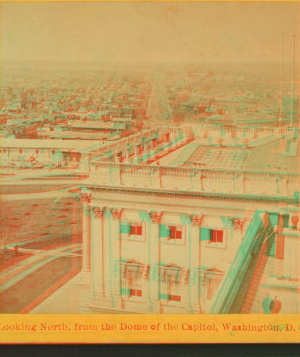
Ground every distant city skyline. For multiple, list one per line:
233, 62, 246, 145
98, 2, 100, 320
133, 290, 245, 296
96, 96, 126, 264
1, 2, 299, 64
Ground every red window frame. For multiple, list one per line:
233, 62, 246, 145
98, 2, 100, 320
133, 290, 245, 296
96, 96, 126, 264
130, 224, 143, 236
170, 295, 181, 302
210, 229, 223, 243
130, 289, 142, 297
168, 226, 182, 240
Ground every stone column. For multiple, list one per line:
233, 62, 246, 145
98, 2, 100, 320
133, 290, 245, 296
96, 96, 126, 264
125, 144, 131, 163
149, 211, 162, 313
72, 199, 81, 245
180, 214, 193, 313
191, 214, 204, 312
134, 145, 139, 163
109, 207, 123, 309
139, 211, 152, 312
91, 206, 106, 297
81, 192, 92, 285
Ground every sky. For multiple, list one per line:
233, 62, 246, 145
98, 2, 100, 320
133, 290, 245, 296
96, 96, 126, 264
0, 2, 299, 63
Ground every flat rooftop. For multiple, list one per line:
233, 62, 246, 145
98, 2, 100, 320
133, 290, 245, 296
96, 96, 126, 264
159, 138, 299, 173
0, 138, 101, 150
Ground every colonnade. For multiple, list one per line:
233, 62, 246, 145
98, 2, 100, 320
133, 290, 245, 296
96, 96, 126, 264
78, 190, 249, 313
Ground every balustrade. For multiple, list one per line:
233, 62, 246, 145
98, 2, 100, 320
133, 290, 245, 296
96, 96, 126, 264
90, 160, 299, 198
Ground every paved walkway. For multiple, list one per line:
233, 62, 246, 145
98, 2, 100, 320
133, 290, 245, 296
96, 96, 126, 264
0, 244, 82, 292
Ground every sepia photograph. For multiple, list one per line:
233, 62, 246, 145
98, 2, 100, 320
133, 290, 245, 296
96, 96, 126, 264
0, 0, 299, 343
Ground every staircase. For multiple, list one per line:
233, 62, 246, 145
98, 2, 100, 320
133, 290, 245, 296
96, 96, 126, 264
184, 145, 208, 165
210, 210, 277, 314
229, 230, 275, 313
171, 142, 199, 166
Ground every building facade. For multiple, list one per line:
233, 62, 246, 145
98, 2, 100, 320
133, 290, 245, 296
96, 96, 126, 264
73, 123, 300, 314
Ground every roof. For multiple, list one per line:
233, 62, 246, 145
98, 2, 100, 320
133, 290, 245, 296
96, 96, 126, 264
68, 121, 115, 129
176, 139, 299, 173
0, 138, 100, 150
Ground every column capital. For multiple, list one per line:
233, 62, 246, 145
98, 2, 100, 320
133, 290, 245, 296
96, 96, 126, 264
233, 217, 245, 230
92, 206, 106, 219
221, 216, 234, 228
150, 211, 163, 224
111, 208, 123, 220
191, 214, 204, 227
180, 214, 191, 225
138, 211, 151, 222
80, 189, 91, 204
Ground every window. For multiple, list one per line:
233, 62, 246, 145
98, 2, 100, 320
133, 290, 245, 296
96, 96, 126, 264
210, 230, 223, 243
20, 149, 22, 154
159, 266, 181, 303
160, 225, 184, 243
198, 270, 223, 302
200, 228, 225, 248
120, 263, 143, 298
120, 222, 144, 241
36, 149, 39, 154
52, 150, 55, 154
3, 149, 6, 153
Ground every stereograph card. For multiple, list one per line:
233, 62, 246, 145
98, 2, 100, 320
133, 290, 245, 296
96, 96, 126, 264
0, 0, 299, 344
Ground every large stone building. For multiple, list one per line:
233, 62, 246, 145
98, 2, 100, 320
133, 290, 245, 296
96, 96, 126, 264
70, 123, 300, 314
3, 123, 299, 314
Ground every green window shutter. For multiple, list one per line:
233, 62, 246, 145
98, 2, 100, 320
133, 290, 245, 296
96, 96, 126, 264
200, 228, 210, 241
126, 224, 131, 234
120, 288, 131, 296
121, 222, 130, 234
160, 225, 167, 238
121, 223, 126, 234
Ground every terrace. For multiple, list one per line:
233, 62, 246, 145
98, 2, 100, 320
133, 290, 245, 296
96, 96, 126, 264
87, 124, 299, 201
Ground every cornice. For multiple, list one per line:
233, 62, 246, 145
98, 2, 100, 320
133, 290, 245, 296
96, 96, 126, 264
81, 184, 298, 205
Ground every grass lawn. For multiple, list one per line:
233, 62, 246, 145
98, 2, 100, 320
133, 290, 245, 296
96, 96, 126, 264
0, 255, 81, 313
0, 250, 34, 271
21, 235, 78, 251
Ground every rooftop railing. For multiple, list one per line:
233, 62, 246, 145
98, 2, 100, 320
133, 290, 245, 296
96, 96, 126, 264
90, 161, 299, 198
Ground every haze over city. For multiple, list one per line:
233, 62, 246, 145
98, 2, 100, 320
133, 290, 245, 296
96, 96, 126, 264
1, 2, 299, 63
0, 2, 299, 322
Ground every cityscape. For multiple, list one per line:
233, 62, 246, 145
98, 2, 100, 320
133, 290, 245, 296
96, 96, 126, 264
0, 2, 299, 314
